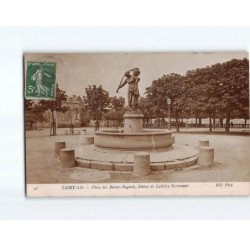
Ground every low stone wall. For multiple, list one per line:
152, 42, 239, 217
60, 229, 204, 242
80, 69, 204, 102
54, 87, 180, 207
75, 155, 198, 172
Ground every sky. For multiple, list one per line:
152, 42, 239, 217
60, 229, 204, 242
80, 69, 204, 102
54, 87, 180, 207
25, 52, 248, 100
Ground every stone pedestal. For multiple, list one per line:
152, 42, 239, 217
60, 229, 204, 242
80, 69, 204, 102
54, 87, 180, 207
55, 141, 66, 157
85, 136, 94, 145
124, 110, 144, 133
60, 148, 75, 168
199, 140, 209, 147
79, 132, 86, 144
198, 146, 214, 166
133, 152, 151, 177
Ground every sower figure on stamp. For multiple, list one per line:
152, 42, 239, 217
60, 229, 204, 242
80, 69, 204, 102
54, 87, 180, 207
31, 65, 51, 96
116, 68, 141, 110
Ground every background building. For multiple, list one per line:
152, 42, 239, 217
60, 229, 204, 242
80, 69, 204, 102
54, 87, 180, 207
57, 95, 89, 127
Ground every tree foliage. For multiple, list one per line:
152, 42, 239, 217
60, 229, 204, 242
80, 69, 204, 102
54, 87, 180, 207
138, 96, 155, 126
83, 85, 110, 121
104, 96, 125, 127
24, 99, 35, 111
109, 96, 125, 112
37, 84, 68, 135
144, 58, 249, 132
38, 84, 68, 113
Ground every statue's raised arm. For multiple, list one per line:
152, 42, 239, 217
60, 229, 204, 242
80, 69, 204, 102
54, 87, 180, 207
116, 70, 131, 93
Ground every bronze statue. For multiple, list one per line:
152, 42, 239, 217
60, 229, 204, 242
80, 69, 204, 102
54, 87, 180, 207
116, 68, 140, 110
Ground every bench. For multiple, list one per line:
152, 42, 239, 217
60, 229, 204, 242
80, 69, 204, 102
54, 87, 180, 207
65, 129, 87, 135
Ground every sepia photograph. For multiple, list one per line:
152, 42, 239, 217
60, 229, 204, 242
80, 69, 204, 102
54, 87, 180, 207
24, 52, 250, 196
2, 3, 250, 249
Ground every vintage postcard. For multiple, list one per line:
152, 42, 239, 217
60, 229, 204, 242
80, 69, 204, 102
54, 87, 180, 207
24, 52, 250, 196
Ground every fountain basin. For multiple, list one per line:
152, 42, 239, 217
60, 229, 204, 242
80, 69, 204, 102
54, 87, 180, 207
94, 129, 173, 151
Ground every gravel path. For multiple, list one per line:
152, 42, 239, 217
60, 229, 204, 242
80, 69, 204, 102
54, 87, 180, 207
25, 128, 250, 183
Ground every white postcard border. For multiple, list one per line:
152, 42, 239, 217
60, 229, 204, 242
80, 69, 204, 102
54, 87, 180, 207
27, 182, 250, 197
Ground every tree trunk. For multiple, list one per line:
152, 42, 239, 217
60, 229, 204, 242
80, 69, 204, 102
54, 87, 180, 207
54, 121, 56, 135
176, 113, 180, 132
219, 118, 223, 128
209, 116, 212, 132
245, 118, 247, 128
41, 112, 45, 128
199, 118, 202, 127
213, 114, 216, 129
51, 110, 56, 136
225, 111, 231, 133
195, 117, 198, 127
40, 111, 43, 123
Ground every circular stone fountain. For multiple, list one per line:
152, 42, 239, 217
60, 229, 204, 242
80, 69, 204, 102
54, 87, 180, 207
75, 110, 199, 172
75, 67, 198, 174
95, 111, 173, 151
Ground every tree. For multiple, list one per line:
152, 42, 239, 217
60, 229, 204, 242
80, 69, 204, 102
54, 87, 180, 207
183, 67, 220, 132
138, 97, 154, 126
109, 96, 125, 112
177, 58, 249, 133
214, 58, 249, 132
24, 99, 35, 111
83, 85, 110, 123
104, 109, 124, 127
106, 96, 125, 127
145, 73, 185, 131
38, 84, 68, 135
145, 58, 249, 133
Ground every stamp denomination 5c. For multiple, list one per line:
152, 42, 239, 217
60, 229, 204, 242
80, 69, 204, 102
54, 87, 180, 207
25, 62, 56, 100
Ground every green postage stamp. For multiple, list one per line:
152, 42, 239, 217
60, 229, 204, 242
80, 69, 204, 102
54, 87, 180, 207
25, 62, 56, 100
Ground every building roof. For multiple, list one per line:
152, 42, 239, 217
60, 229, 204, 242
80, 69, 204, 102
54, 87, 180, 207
65, 95, 84, 106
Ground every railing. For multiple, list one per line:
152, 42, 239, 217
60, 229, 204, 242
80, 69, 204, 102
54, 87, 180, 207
144, 123, 249, 129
